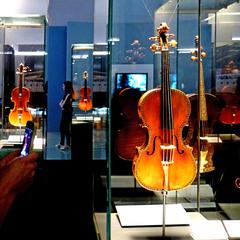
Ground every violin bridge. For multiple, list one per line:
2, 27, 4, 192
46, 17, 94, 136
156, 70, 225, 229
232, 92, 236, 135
160, 145, 175, 166
160, 144, 176, 150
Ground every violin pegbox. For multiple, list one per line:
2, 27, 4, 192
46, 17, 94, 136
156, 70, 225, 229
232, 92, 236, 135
149, 22, 177, 52
191, 35, 206, 62
83, 70, 88, 80
16, 63, 31, 75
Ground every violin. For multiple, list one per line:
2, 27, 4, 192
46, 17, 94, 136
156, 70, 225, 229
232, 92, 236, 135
114, 87, 146, 161
78, 71, 92, 111
133, 23, 196, 192
8, 63, 32, 127
183, 36, 220, 173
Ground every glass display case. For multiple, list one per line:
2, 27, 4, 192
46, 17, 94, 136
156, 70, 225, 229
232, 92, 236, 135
0, 15, 47, 157
1, 3, 240, 239
71, 43, 107, 161
93, 0, 240, 239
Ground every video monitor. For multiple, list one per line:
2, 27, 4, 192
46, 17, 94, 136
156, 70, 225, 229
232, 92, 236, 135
115, 73, 148, 91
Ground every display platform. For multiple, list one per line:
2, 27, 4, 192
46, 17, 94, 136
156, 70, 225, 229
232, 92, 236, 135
94, 212, 237, 240
115, 204, 190, 227
0, 135, 44, 150
223, 220, 240, 239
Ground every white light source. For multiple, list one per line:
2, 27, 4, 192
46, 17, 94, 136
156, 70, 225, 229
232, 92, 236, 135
93, 51, 108, 56
72, 44, 94, 50
232, 37, 240, 41
177, 48, 196, 54
72, 54, 89, 60
108, 37, 120, 42
15, 51, 47, 56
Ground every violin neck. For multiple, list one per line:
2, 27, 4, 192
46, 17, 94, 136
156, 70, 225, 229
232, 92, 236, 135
84, 79, 87, 98
199, 61, 208, 121
18, 74, 23, 94
161, 50, 173, 144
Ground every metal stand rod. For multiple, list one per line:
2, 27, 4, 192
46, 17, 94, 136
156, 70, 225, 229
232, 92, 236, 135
162, 190, 167, 238
162, 164, 169, 238
18, 115, 22, 142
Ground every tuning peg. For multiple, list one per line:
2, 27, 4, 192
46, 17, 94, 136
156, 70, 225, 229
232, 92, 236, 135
201, 52, 206, 58
149, 36, 158, 42
150, 44, 160, 52
191, 49, 196, 55
191, 56, 198, 61
170, 39, 177, 48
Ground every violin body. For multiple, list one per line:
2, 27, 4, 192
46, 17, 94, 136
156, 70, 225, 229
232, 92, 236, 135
114, 88, 146, 160
79, 86, 92, 111
133, 88, 196, 191
78, 71, 92, 111
9, 87, 32, 126
9, 64, 32, 127
183, 93, 220, 173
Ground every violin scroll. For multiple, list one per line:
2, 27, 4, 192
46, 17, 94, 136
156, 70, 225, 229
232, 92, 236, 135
191, 36, 206, 62
149, 22, 177, 52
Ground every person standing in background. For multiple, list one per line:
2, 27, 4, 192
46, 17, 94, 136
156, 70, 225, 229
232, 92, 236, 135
56, 81, 74, 150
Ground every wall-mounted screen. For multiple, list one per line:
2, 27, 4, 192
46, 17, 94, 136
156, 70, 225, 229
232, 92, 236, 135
115, 73, 148, 91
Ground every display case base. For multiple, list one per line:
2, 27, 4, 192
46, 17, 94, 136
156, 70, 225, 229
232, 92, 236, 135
94, 212, 234, 240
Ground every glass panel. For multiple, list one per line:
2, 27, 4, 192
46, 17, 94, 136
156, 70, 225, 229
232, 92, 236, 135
103, 1, 240, 239
213, 1, 240, 204
0, 16, 46, 159
0, 26, 5, 135
71, 44, 94, 117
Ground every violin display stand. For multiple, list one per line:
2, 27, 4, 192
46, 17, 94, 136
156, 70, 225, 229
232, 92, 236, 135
115, 203, 190, 227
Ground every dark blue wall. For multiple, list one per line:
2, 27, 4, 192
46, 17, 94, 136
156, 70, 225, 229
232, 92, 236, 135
47, 26, 67, 131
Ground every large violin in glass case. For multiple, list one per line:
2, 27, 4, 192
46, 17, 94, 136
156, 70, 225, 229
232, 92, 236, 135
133, 23, 196, 192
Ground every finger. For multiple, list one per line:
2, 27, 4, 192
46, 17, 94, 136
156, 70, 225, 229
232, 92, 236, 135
26, 152, 39, 162
21, 152, 39, 164
29, 162, 37, 171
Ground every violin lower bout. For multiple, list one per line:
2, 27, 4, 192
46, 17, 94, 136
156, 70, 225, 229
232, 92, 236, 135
133, 143, 196, 191
132, 88, 197, 191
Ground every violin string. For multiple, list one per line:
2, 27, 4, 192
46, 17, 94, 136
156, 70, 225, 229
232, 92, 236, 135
199, 57, 208, 152
161, 51, 164, 135
167, 52, 173, 145
167, 52, 171, 163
